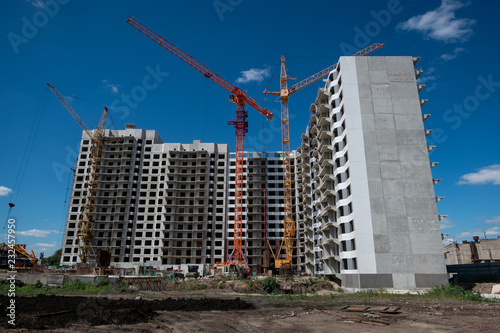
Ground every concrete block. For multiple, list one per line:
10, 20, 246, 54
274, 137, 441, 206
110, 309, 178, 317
388, 70, 416, 83
382, 179, 404, 195
375, 253, 392, 273
389, 233, 411, 253
372, 98, 393, 114
391, 98, 421, 115
386, 57, 414, 72
415, 273, 448, 288
390, 82, 419, 99
368, 179, 383, 195
358, 84, 372, 99
366, 162, 382, 179
405, 197, 438, 216
364, 145, 379, 163
386, 215, 409, 234
400, 162, 432, 180
368, 57, 388, 70
371, 83, 391, 98
384, 196, 407, 216
376, 130, 397, 145
404, 180, 435, 197
491, 284, 500, 294
396, 130, 426, 146
378, 146, 399, 161
392, 273, 416, 290
356, 69, 371, 85
369, 196, 386, 216
371, 214, 387, 234
359, 98, 374, 114
374, 234, 390, 253
375, 114, 395, 130
360, 113, 375, 130
394, 113, 425, 130
390, 254, 415, 273
47, 275, 64, 286
362, 130, 378, 147
380, 161, 402, 180
359, 274, 394, 288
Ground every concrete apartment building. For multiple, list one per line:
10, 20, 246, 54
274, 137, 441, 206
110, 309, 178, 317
61, 56, 448, 289
60, 128, 228, 273
296, 56, 448, 289
445, 236, 500, 265
226, 151, 300, 273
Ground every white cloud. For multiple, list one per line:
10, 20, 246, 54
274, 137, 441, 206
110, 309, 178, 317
30, 242, 59, 254
26, 0, 44, 9
0, 186, 13, 196
485, 216, 500, 225
102, 80, 120, 94
17, 229, 61, 237
454, 227, 500, 240
417, 75, 436, 84
440, 218, 455, 230
440, 47, 465, 61
457, 164, 500, 185
235, 67, 270, 84
397, 0, 475, 42
443, 237, 456, 246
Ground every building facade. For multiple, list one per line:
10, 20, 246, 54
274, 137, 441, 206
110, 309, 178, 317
226, 151, 300, 273
296, 56, 448, 289
60, 128, 228, 273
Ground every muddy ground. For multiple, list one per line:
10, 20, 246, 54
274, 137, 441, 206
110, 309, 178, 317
2, 288, 500, 332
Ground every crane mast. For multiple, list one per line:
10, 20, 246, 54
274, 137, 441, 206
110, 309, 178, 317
127, 17, 273, 269
264, 43, 384, 271
47, 83, 107, 263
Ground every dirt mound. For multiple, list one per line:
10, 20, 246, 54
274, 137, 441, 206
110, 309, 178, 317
0, 294, 253, 329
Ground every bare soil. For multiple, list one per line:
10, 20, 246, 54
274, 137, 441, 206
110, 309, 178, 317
2, 287, 500, 332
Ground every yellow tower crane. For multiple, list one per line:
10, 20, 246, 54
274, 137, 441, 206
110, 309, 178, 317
47, 83, 108, 263
263, 43, 384, 272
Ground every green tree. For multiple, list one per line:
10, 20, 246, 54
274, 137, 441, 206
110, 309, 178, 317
47, 249, 62, 266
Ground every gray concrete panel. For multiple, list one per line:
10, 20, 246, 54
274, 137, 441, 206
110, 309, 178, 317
380, 161, 402, 180
375, 114, 396, 130
378, 146, 399, 161
372, 98, 393, 114
374, 234, 390, 253
386, 215, 409, 234
376, 130, 397, 145
394, 113, 425, 130
375, 253, 392, 273
414, 273, 448, 288
382, 179, 405, 196
390, 254, 415, 273
359, 274, 394, 288
391, 98, 421, 115
384, 196, 407, 216
392, 273, 416, 290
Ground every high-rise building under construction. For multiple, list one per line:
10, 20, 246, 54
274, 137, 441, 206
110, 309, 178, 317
60, 56, 447, 290
296, 56, 447, 289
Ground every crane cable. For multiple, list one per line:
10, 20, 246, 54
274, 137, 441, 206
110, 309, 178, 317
4, 87, 49, 228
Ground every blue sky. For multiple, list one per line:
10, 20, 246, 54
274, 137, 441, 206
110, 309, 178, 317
0, 0, 499, 256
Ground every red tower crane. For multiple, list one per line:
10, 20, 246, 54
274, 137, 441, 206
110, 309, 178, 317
127, 17, 273, 270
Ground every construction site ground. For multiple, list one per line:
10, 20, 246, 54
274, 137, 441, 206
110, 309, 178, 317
2, 281, 500, 332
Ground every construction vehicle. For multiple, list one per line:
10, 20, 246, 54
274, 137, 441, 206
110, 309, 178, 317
0, 243, 38, 269
263, 43, 384, 273
127, 17, 273, 274
47, 83, 108, 264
